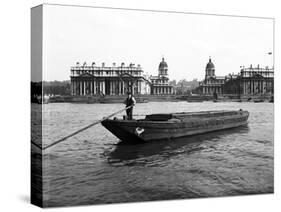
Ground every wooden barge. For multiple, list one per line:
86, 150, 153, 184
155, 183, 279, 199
101, 110, 249, 143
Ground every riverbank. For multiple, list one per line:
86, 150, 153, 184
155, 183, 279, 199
46, 94, 274, 104
49, 94, 179, 104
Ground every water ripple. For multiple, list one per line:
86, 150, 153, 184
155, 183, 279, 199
32, 102, 274, 207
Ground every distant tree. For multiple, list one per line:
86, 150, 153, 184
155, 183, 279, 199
222, 77, 241, 94
42, 80, 71, 96
170, 80, 177, 86
171, 78, 200, 95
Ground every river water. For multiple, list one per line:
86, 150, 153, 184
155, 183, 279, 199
31, 101, 274, 207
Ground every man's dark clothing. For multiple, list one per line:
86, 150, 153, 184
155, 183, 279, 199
126, 107, 133, 120
125, 97, 135, 120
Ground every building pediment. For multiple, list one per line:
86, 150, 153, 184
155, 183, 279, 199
252, 73, 264, 79
79, 72, 94, 77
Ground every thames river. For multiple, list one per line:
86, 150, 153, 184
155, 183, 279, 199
31, 101, 274, 207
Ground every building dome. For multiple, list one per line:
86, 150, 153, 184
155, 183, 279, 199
206, 58, 215, 69
159, 57, 168, 69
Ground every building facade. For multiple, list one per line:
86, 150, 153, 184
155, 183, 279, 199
200, 58, 225, 95
240, 65, 274, 95
199, 59, 274, 96
70, 62, 151, 96
150, 58, 174, 95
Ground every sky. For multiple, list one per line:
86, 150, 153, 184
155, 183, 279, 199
38, 4, 274, 82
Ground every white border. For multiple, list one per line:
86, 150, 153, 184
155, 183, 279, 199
0, 0, 280, 211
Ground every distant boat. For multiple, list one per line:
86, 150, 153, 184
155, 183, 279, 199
99, 97, 148, 104
254, 99, 264, 103
37, 95, 49, 104
214, 99, 242, 103
102, 110, 249, 143
187, 99, 204, 102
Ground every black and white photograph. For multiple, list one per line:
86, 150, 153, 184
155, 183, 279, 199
31, 3, 274, 208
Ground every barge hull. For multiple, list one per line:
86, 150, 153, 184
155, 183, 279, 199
102, 110, 249, 143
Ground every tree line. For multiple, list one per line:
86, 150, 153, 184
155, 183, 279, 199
170, 79, 200, 94
31, 81, 71, 97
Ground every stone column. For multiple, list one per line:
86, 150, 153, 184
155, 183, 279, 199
103, 81, 105, 94
249, 80, 252, 94
76, 81, 78, 95
113, 81, 116, 95
119, 81, 121, 95
138, 81, 141, 95
108, 81, 110, 95
72, 80, 74, 95
93, 80, 96, 95
83, 81, 85, 95
90, 80, 92, 95
99, 81, 101, 94
71, 81, 73, 95
113, 81, 115, 95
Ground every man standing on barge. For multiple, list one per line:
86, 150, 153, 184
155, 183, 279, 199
124, 92, 136, 120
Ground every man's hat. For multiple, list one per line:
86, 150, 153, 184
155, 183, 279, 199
127, 91, 132, 95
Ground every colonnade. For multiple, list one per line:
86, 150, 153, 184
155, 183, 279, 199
71, 78, 143, 95
242, 79, 273, 94
202, 86, 222, 94
152, 86, 173, 95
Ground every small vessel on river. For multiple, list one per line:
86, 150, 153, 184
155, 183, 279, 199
102, 110, 249, 143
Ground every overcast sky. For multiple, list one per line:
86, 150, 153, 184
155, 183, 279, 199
40, 4, 274, 82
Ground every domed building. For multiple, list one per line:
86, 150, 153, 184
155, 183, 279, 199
150, 57, 174, 95
205, 58, 215, 78
158, 57, 168, 76
200, 57, 225, 95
